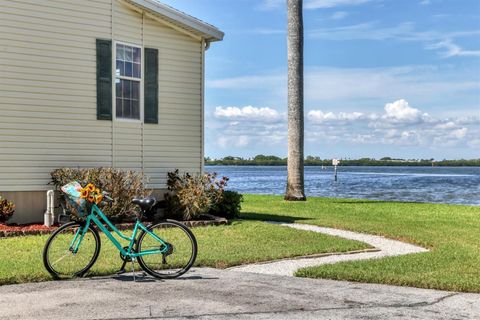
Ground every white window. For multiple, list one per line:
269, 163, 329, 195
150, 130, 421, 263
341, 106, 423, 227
115, 43, 142, 120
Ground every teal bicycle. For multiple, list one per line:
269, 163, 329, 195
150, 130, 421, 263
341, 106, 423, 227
42, 189, 197, 280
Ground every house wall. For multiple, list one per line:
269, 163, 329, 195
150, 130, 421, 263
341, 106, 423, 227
0, 0, 203, 223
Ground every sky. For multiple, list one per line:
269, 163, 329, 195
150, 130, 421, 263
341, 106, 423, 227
160, 0, 480, 160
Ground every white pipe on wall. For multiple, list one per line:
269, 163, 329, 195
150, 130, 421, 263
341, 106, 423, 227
44, 190, 55, 227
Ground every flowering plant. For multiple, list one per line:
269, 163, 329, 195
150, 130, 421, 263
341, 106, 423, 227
0, 196, 15, 223
79, 183, 103, 204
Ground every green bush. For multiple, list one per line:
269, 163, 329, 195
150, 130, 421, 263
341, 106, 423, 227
50, 168, 151, 222
210, 190, 243, 219
0, 196, 15, 223
165, 169, 227, 220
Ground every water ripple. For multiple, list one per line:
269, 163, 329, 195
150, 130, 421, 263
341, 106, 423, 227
206, 166, 480, 206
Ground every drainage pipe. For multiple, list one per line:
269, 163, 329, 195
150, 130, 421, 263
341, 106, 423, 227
44, 190, 55, 227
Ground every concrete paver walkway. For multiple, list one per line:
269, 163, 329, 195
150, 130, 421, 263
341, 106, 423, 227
229, 222, 429, 276
0, 268, 478, 320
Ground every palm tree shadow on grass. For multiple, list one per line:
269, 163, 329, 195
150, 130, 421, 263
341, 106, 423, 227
239, 212, 310, 223
329, 199, 432, 205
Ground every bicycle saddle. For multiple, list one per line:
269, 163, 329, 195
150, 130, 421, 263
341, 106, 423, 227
132, 197, 156, 211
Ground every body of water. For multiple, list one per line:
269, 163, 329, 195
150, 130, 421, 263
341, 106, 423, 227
206, 166, 480, 205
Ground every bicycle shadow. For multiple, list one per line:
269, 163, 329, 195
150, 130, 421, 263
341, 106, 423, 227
106, 271, 219, 283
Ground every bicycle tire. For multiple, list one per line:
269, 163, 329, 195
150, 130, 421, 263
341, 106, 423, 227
43, 221, 101, 279
137, 220, 197, 279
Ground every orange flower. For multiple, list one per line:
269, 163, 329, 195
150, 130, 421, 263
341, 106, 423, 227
80, 189, 89, 199
86, 183, 95, 192
87, 195, 95, 203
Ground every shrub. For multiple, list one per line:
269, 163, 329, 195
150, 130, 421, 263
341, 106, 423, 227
210, 190, 243, 219
165, 169, 228, 220
0, 196, 15, 223
51, 168, 151, 222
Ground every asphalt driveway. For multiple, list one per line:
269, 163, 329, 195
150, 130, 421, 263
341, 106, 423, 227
0, 268, 478, 320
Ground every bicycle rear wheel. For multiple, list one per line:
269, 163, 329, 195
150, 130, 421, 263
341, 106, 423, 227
137, 220, 197, 279
43, 222, 101, 279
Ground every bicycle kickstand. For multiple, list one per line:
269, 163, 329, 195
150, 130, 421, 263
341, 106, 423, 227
130, 259, 136, 282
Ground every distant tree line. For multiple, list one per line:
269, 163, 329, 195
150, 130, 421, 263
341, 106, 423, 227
205, 155, 480, 167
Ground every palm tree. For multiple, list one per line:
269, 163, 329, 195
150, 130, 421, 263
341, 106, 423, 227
285, 0, 306, 201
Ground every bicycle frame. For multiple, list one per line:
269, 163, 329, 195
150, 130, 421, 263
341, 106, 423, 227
69, 203, 168, 258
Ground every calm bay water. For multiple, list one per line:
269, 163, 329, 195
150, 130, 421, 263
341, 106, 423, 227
206, 166, 480, 205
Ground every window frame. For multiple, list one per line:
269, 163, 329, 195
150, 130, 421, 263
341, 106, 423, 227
113, 40, 144, 122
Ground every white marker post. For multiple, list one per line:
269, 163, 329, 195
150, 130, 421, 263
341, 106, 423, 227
332, 158, 340, 181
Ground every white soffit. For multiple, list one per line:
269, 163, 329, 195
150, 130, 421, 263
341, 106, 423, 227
124, 0, 224, 42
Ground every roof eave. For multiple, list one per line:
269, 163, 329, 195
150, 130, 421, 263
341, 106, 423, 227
128, 0, 224, 42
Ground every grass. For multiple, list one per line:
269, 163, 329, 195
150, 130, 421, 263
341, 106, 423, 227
242, 194, 480, 293
0, 220, 367, 285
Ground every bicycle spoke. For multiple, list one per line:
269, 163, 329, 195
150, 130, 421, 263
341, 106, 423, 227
43, 222, 100, 278
137, 221, 197, 279
51, 250, 72, 266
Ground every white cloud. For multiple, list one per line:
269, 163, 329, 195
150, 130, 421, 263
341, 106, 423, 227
256, 0, 283, 11
308, 99, 429, 125
207, 75, 284, 89
308, 21, 480, 59
207, 66, 480, 111
420, 0, 431, 5
214, 106, 283, 122
253, 28, 285, 35
258, 0, 372, 10
309, 22, 419, 41
331, 11, 348, 20
207, 100, 479, 155
308, 110, 366, 122
303, 66, 479, 102
305, 0, 372, 9
427, 39, 480, 58
383, 99, 430, 123
450, 127, 468, 139
305, 99, 479, 148
434, 121, 456, 130
217, 135, 250, 149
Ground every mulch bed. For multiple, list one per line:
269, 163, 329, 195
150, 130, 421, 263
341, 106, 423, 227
0, 224, 58, 237
0, 215, 229, 238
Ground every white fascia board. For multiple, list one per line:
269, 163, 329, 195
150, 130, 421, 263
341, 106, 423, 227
128, 0, 224, 41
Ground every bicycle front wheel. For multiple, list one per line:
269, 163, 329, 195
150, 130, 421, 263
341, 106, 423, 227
137, 220, 197, 279
43, 222, 101, 279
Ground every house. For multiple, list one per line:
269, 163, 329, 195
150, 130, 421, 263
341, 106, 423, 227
0, 0, 224, 223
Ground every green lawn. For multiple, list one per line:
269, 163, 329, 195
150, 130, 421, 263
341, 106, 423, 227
242, 194, 480, 293
0, 220, 367, 285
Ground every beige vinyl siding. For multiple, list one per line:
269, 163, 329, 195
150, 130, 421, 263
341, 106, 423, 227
0, 0, 113, 191
0, 0, 203, 192
143, 16, 202, 188
112, 3, 143, 172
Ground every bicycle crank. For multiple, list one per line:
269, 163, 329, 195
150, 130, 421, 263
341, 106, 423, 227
117, 246, 136, 275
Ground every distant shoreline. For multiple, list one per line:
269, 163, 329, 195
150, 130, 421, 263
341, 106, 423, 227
206, 164, 480, 167
205, 161, 480, 167
205, 156, 480, 167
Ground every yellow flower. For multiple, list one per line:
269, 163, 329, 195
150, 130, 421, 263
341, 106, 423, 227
95, 188, 101, 195
95, 194, 103, 204
86, 183, 95, 192
80, 189, 89, 199
87, 195, 95, 203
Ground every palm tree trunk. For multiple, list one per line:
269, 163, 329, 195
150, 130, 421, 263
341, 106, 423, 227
285, 0, 306, 201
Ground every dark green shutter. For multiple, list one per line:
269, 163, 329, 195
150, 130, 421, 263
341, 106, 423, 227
96, 39, 112, 120
144, 48, 158, 124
